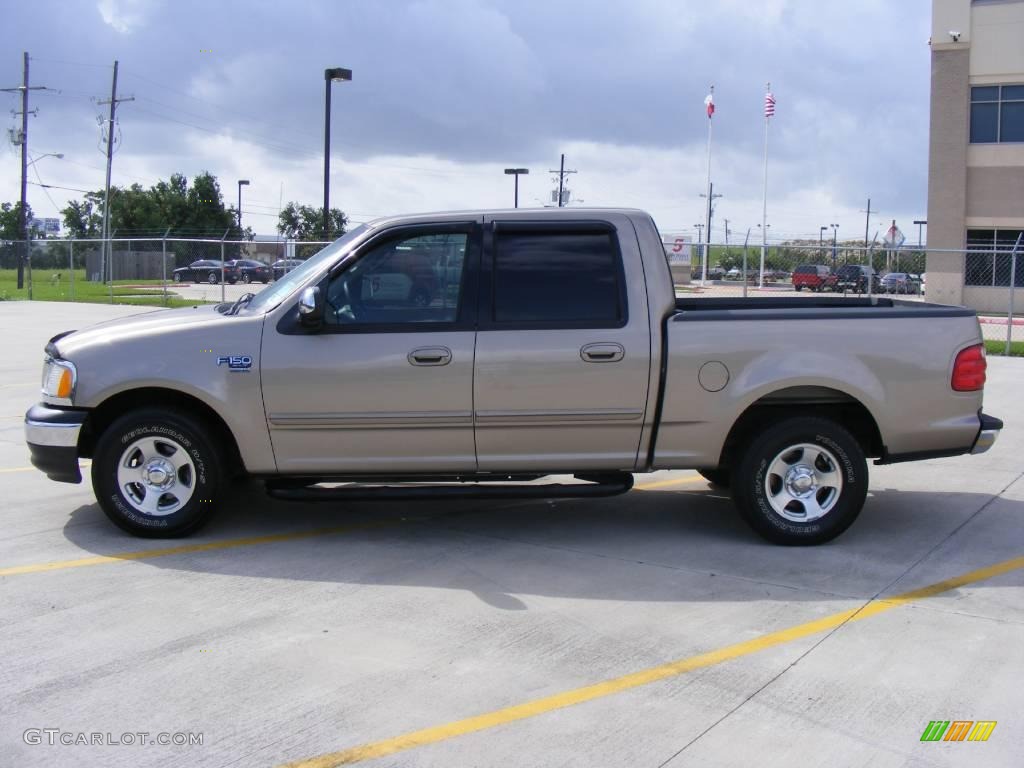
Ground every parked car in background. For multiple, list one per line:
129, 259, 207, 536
792, 264, 838, 292
835, 264, 880, 294
880, 272, 922, 294
225, 259, 272, 284
172, 260, 239, 285
272, 259, 304, 281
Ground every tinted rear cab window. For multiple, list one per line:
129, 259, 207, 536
492, 228, 624, 326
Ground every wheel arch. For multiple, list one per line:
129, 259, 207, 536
78, 386, 245, 478
716, 385, 884, 470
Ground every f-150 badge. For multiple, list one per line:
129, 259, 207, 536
216, 355, 252, 372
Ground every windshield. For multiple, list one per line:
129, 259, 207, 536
241, 225, 370, 314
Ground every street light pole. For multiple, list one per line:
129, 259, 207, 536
831, 224, 839, 267
237, 179, 249, 231
503, 168, 529, 208
820, 226, 827, 262
323, 66, 352, 241
913, 219, 927, 249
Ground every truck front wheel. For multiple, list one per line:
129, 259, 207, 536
732, 417, 867, 545
91, 408, 225, 538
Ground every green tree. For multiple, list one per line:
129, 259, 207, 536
61, 195, 103, 238
277, 202, 348, 240
0, 201, 33, 240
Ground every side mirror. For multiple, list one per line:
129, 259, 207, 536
298, 286, 324, 329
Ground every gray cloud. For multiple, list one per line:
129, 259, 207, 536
0, 0, 931, 234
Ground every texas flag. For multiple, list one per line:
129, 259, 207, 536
704, 91, 715, 118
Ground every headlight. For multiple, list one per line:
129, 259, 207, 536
41, 357, 77, 404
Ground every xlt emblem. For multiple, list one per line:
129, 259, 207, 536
216, 355, 252, 371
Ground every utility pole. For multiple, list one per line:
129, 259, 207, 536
861, 198, 873, 268
2, 52, 48, 291
549, 153, 576, 207
97, 60, 133, 291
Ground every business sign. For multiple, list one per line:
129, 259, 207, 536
663, 235, 692, 266
30, 218, 61, 234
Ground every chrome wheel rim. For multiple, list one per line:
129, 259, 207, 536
764, 442, 842, 523
116, 436, 196, 516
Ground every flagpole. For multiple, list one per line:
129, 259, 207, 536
703, 85, 714, 285
760, 81, 770, 289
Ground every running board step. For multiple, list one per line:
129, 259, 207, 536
266, 473, 634, 502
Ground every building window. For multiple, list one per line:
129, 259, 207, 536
970, 85, 1024, 143
965, 229, 1024, 287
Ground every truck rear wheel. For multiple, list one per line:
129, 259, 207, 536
91, 408, 225, 538
732, 417, 867, 545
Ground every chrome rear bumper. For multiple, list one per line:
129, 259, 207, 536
971, 413, 1003, 455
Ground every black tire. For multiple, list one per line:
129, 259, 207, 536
261, 279, 269, 284
173, 273, 182, 283
795, 285, 803, 292
91, 408, 225, 538
207, 271, 218, 284
241, 273, 252, 284
732, 417, 867, 545
697, 468, 731, 488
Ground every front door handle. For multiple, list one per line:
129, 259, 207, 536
408, 346, 452, 366
580, 343, 625, 363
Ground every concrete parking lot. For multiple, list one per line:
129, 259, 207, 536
1, 301, 1022, 768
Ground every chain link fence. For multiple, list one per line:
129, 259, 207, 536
1, 233, 1020, 353
662, 236, 1021, 352
0, 237, 330, 307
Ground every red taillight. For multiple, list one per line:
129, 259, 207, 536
952, 344, 986, 391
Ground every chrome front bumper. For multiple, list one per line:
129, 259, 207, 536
971, 413, 1003, 455
24, 403, 88, 483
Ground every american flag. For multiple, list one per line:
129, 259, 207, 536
764, 91, 776, 119
704, 90, 715, 118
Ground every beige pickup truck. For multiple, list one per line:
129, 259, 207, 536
25, 208, 1001, 544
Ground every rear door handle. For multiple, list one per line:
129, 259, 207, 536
408, 346, 452, 366
580, 343, 625, 363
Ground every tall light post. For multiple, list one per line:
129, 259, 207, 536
913, 219, 927, 249
503, 168, 529, 208
24, 153, 63, 300
830, 223, 840, 267
237, 179, 249, 231
694, 224, 705, 277
323, 66, 352, 241
820, 226, 828, 262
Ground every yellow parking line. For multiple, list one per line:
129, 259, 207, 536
0, 521, 392, 577
633, 475, 705, 491
278, 555, 1024, 768
0, 474, 696, 576
0, 461, 91, 475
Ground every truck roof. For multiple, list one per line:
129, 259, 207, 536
365, 207, 652, 230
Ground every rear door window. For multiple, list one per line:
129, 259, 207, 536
490, 227, 626, 327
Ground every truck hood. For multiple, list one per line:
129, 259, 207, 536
51, 304, 231, 359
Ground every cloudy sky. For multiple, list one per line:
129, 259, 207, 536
1, 0, 931, 242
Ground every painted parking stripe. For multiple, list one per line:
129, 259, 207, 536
633, 475, 704, 491
0, 521, 394, 577
0, 475, 702, 577
0, 461, 92, 474
278, 555, 1024, 768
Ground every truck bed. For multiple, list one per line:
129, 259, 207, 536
673, 296, 976, 321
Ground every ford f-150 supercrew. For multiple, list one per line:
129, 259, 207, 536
25, 208, 1002, 544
